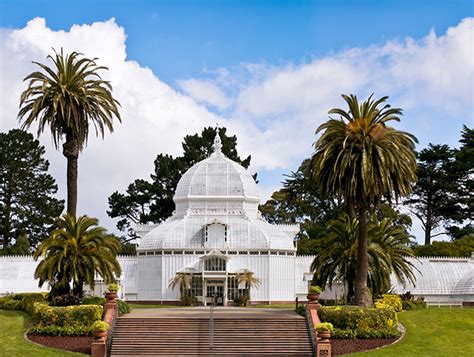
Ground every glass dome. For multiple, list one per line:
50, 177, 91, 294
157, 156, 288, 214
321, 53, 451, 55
173, 133, 260, 219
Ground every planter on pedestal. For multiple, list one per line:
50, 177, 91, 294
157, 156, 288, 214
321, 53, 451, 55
104, 292, 118, 302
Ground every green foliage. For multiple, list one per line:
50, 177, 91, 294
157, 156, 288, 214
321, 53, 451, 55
413, 234, 474, 257
108, 126, 253, 240
233, 295, 250, 307
91, 320, 109, 332
332, 329, 357, 339
34, 214, 121, 297
399, 292, 427, 310
295, 305, 306, 316
18, 49, 121, 216
31, 303, 103, 328
311, 94, 417, 306
308, 285, 322, 294
180, 295, 198, 306
82, 296, 106, 306
375, 294, 403, 312
0, 293, 47, 315
315, 322, 334, 332
235, 269, 261, 298
108, 283, 119, 292
1, 309, 86, 355
0, 129, 64, 250
29, 324, 92, 336
311, 213, 417, 302
259, 159, 342, 252
117, 300, 131, 314
0, 293, 102, 337
319, 306, 400, 339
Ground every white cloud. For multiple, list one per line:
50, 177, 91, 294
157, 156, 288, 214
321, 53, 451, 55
0, 17, 472, 242
0, 17, 223, 231
178, 78, 231, 110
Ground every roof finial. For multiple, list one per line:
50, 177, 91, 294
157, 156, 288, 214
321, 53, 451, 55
212, 123, 222, 154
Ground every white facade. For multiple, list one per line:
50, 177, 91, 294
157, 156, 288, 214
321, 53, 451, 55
1, 134, 473, 306
134, 133, 299, 305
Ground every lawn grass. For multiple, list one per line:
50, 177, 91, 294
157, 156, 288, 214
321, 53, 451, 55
0, 309, 84, 356
352, 307, 474, 356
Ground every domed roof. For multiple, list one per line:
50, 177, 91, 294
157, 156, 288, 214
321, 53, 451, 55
174, 133, 259, 202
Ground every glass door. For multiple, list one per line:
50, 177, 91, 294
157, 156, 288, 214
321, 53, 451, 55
206, 281, 225, 306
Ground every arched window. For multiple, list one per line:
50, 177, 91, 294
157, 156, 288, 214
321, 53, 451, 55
204, 257, 227, 271
203, 221, 228, 248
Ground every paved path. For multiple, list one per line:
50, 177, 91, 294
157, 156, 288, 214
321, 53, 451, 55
123, 307, 303, 319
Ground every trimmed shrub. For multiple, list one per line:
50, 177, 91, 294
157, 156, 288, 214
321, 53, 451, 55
29, 324, 92, 336
91, 320, 109, 332
233, 295, 249, 307
0, 293, 46, 313
400, 292, 427, 310
308, 285, 322, 294
319, 306, 400, 339
82, 296, 106, 306
31, 304, 103, 327
295, 305, 306, 316
375, 294, 402, 312
315, 322, 334, 333
181, 295, 198, 306
118, 300, 131, 314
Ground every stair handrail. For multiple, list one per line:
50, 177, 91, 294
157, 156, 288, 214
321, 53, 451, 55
209, 294, 216, 356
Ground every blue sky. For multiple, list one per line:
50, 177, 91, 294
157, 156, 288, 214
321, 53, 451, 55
0, 1, 472, 242
2, 0, 472, 82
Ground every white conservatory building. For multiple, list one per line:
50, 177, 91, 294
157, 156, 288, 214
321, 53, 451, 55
1, 133, 473, 306
133, 133, 300, 305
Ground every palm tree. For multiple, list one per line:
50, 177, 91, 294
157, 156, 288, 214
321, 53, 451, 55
311, 213, 417, 302
311, 94, 417, 306
235, 269, 262, 301
34, 214, 121, 297
18, 49, 121, 216
169, 272, 193, 298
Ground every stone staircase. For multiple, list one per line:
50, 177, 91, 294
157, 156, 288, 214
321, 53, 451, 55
110, 316, 314, 356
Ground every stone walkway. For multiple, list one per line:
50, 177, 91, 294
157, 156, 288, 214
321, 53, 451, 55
123, 307, 303, 319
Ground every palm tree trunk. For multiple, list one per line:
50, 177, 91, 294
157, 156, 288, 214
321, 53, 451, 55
346, 198, 356, 220
355, 207, 371, 307
63, 136, 79, 217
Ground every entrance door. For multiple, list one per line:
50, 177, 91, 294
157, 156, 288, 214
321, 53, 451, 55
206, 281, 225, 306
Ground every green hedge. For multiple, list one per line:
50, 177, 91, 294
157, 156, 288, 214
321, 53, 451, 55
82, 296, 106, 306
0, 293, 103, 336
31, 303, 103, 328
319, 306, 400, 339
118, 300, 131, 314
29, 324, 92, 336
375, 294, 403, 312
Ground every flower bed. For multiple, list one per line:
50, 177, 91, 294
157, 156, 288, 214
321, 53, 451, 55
319, 305, 400, 339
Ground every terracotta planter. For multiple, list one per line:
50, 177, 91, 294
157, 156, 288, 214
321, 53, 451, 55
317, 330, 331, 340
104, 292, 118, 301
93, 330, 107, 340
307, 293, 320, 302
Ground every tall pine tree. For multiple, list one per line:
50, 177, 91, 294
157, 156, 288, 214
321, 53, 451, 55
0, 129, 64, 250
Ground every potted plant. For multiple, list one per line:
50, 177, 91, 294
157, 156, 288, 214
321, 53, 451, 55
307, 285, 322, 302
314, 322, 334, 339
314, 322, 333, 340
92, 320, 109, 340
105, 283, 119, 301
